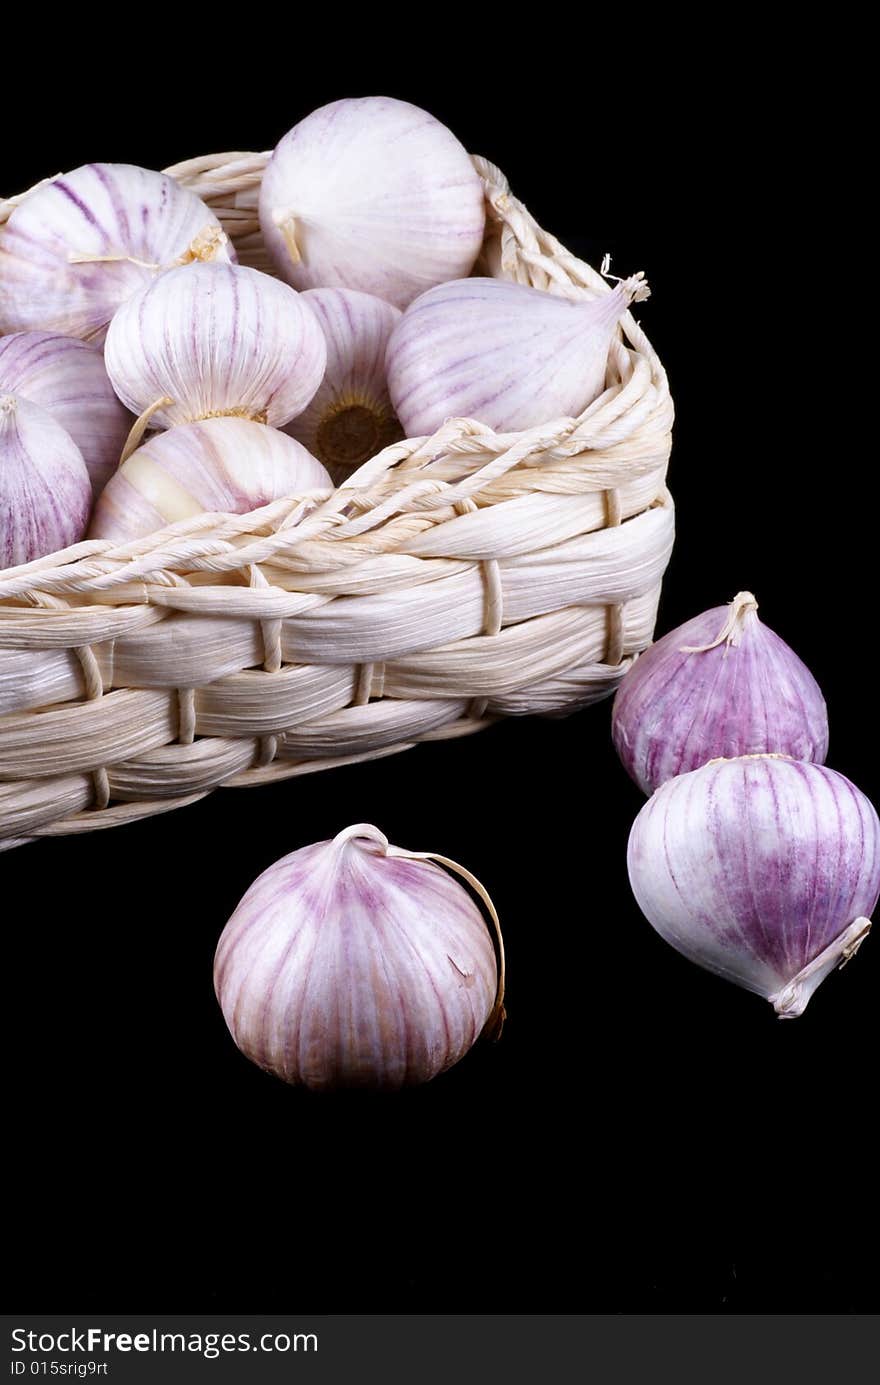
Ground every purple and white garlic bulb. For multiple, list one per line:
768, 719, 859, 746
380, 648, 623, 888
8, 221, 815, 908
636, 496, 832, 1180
214, 824, 504, 1090
103, 261, 327, 430
285, 287, 403, 483
0, 331, 131, 498
386, 273, 650, 437
0, 394, 91, 568
0, 163, 233, 342
89, 417, 331, 543
259, 96, 486, 311
627, 756, 879, 1017
612, 591, 829, 795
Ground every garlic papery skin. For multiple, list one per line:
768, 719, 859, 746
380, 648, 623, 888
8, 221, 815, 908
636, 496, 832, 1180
0, 394, 91, 567
0, 331, 131, 498
258, 97, 486, 311
627, 756, 880, 1017
284, 288, 403, 483
213, 824, 504, 1090
386, 274, 650, 437
89, 417, 331, 543
103, 261, 327, 429
0, 163, 234, 343
612, 592, 829, 795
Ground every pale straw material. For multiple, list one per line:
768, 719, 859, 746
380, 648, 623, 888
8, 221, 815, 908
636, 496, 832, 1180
0, 153, 675, 848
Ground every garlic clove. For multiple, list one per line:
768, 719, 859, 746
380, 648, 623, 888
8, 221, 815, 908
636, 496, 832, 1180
214, 824, 503, 1090
285, 287, 403, 483
258, 97, 486, 310
386, 274, 650, 437
103, 261, 327, 431
0, 163, 234, 343
89, 416, 331, 543
612, 591, 829, 795
0, 331, 132, 499
627, 756, 880, 1017
0, 393, 92, 568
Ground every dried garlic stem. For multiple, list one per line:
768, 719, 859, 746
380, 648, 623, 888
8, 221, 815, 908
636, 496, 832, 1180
769, 918, 871, 1019
272, 210, 302, 266
681, 590, 759, 653
119, 396, 174, 464
388, 844, 507, 1040
68, 251, 161, 269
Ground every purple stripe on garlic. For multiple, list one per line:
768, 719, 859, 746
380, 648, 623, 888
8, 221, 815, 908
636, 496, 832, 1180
385, 274, 650, 437
89, 417, 331, 543
627, 756, 879, 1017
103, 261, 327, 430
0, 331, 132, 498
612, 591, 829, 795
0, 163, 234, 343
258, 97, 486, 310
214, 824, 502, 1090
285, 288, 403, 483
0, 393, 91, 568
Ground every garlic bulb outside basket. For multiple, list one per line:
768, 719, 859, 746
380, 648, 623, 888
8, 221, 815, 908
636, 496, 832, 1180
1, 394, 92, 567
0, 163, 234, 342
103, 261, 327, 430
386, 274, 650, 437
214, 825, 505, 1090
258, 96, 486, 310
89, 417, 331, 543
285, 287, 403, 483
0, 331, 131, 498
613, 591, 829, 795
627, 756, 880, 1017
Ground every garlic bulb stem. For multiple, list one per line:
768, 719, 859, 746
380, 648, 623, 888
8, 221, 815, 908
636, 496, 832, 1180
68, 251, 161, 269
331, 822, 388, 852
273, 211, 302, 266
67, 226, 228, 272
326, 823, 506, 1039
768, 918, 871, 1019
386, 844, 507, 1040
119, 396, 174, 465
681, 590, 759, 653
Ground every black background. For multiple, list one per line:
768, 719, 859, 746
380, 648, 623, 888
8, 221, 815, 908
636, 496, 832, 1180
4, 32, 875, 1313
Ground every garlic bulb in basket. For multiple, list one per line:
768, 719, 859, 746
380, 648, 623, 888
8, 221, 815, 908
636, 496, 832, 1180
386, 274, 650, 436
0, 331, 131, 498
0, 163, 233, 342
103, 261, 326, 429
613, 591, 829, 795
285, 288, 403, 482
214, 824, 505, 1090
259, 96, 486, 310
1, 394, 91, 567
89, 417, 330, 543
627, 756, 880, 1017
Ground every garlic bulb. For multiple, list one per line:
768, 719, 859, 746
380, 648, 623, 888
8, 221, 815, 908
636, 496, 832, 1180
89, 417, 330, 543
386, 274, 650, 437
214, 824, 504, 1090
0, 394, 91, 567
103, 261, 326, 429
258, 96, 486, 310
0, 163, 233, 342
613, 591, 829, 795
0, 331, 131, 498
627, 756, 880, 1017
285, 288, 403, 482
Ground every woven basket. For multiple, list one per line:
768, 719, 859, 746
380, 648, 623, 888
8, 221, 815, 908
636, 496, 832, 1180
0, 152, 675, 850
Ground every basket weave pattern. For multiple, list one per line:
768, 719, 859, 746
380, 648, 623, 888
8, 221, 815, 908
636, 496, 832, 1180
0, 153, 674, 848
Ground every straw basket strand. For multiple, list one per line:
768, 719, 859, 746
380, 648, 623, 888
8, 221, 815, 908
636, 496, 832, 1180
0, 152, 675, 849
